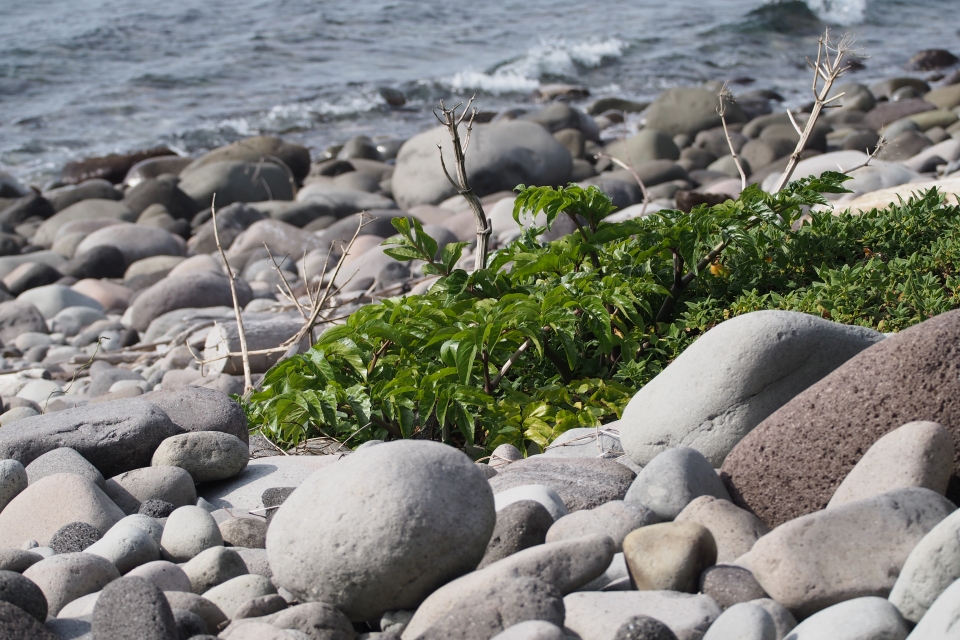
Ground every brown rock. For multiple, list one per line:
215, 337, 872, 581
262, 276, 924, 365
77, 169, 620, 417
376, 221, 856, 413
906, 49, 960, 71
622, 522, 717, 593
675, 496, 769, 563
61, 148, 176, 185
721, 309, 960, 527
488, 457, 636, 512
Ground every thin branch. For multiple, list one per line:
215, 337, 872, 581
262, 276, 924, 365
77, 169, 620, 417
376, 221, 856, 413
212, 193, 253, 394
838, 135, 887, 175
265, 245, 307, 320
598, 154, 650, 216
786, 109, 804, 136
717, 83, 747, 192
490, 338, 533, 389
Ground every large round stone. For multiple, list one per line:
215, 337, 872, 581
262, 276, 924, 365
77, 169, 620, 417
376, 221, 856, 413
151, 431, 249, 483
267, 440, 495, 621
91, 576, 178, 640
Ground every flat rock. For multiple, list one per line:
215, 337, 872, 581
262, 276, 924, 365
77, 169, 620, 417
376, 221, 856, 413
621, 311, 883, 467
268, 441, 495, 621
675, 496, 769, 563
828, 421, 953, 508
547, 500, 658, 551
199, 457, 335, 511
741, 487, 953, 618
160, 505, 223, 563
0, 473, 125, 547
562, 591, 722, 640
890, 508, 960, 622
25, 447, 105, 489
91, 575, 178, 640
722, 309, 960, 527
151, 431, 249, 483
623, 522, 717, 593
785, 597, 908, 640
624, 447, 731, 521
0, 399, 180, 478
489, 457, 636, 512
23, 552, 120, 616
104, 465, 197, 515
479, 500, 554, 568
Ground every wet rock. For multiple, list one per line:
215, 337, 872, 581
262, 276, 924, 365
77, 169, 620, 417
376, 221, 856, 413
906, 49, 960, 71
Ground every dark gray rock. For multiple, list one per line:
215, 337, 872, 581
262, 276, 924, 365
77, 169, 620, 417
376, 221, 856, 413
0, 601, 58, 640
489, 457, 636, 512
0, 194, 55, 230
479, 500, 554, 569
178, 161, 293, 210
0, 399, 180, 477
268, 441, 495, 621
0, 459, 27, 513
92, 576, 178, 640
186, 202, 265, 255
25, 447, 105, 489
123, 177, 200, 219
613, 615, 679, 640
162, 591, 227, 633
59, 244, 127, 280
699, 565, 769, 609
45, 618, 91, 640
0, 300, 48, 344
127, 272, 252, 333
646, 88, 746, 137
140, 500, 175, 518
219, 517, 267, 549
49, 522, 101, 554
4, 262, 63, 296
0, 569, 47, 622
140, 387, 249, 445
173, 607, 209, 638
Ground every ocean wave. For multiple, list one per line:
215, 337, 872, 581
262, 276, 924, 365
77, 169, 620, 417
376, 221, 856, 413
804, 0, 867, 25
446, 38, 627, 95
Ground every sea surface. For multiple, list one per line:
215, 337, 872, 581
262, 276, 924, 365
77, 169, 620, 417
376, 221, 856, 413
1, 0, 957, 184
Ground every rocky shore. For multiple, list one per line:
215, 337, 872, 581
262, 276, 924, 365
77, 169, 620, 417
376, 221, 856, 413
0, 45, 959, 639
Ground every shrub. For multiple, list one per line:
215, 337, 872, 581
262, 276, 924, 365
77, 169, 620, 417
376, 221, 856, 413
245, 175, 960, 454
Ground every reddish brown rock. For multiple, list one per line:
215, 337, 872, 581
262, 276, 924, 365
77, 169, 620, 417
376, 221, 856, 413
721, 309, 960, 528
61, 148, 176, 185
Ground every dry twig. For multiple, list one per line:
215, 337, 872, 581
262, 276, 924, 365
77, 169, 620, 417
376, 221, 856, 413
435, 96, 492, 270
772, 29, 854, 193
211, 193, 253, 394
717, 83, 748, 192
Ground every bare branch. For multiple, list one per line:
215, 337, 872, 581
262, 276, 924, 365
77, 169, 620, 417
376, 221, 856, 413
490, 337, 533, 389
211, 194, 253, 394
786, 109, 804, 136
717, 83, 747, 192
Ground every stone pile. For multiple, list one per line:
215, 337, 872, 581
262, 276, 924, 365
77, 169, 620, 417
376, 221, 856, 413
0, 47, 959, 639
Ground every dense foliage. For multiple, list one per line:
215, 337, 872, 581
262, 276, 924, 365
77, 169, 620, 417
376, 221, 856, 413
245, 174, 960, 455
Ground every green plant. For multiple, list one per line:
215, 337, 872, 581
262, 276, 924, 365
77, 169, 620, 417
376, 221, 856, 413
245, 171, 870, 454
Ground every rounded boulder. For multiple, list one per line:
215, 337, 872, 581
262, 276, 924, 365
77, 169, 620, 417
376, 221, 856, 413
267, 440, 496, 621
151, 431, 249, 484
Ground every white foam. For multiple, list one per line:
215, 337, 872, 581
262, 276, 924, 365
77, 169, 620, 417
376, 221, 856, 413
804, 0, 867, 25
446, 37, 627, 95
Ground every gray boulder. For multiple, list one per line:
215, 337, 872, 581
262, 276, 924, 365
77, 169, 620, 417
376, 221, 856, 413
75, 224, 182, 265
645, 88, 747, 138
127, 271, 252, 332
675, 496, 769, 563
0, 569, 48, 622
268, 440, 496, 621
701, 602, 775, 640
490, 457, 636, 512
199, 457, 331, 511
0, 473, 125, 548
104, 466, 198, 515
181, 546, 247, 594
17, 284, 102, 320
32, 199, 136, 247
177, 160, 294, 209
84, 522, 161, 574
182, 136, 310, 183
0, 399, 180, 477
604, 130, 681, 165
391, 121, 572, 209
151, 431, 249, 483
160, 505, 223, 563
479, 500, 556, 568
141, 386, 249, 445
742, 487, 954, 618
22, 552, 120, 616
0, 459, 27, 512
890, 508, 960, 622
547, 500, 658, 551
0, 300, 48, 344
25, 447, 105, 489
127, 560, 193, 592
786, 597, 908, 640
624, 447, 731, 521
621, 311, 884, 467
203, 574, 276, 619
91, 575, 178, 640
0, 601, 59, 640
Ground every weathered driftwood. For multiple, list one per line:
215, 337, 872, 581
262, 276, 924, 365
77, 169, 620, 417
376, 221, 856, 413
203, 315, 307, 375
